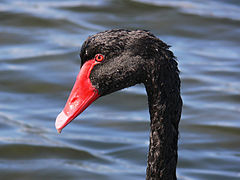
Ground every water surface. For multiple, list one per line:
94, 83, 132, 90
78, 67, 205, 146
0, 0, 240, 179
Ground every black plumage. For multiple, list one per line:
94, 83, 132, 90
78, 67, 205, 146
80, 29, 182, 180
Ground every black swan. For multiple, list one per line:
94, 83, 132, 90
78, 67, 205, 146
56, 29, 182, 180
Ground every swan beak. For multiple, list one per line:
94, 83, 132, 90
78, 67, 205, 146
55, 59, 100, 133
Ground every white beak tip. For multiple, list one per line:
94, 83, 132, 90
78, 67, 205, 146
57, 129, 62, 134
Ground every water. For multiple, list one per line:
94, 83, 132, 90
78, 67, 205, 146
0, 0, 240, 179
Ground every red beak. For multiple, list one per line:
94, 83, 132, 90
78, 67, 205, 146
55, 59, 100, 133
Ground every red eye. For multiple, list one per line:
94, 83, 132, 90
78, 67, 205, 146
95, 54, 104, 62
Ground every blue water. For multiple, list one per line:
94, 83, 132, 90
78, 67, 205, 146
0, 0, 240, 179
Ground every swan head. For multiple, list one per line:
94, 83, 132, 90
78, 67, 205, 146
55, 29, 172, 133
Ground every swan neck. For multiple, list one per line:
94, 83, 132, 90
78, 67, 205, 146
145, 59, 182, 180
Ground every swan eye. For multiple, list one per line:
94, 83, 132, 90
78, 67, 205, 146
95, 54, 104, 62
